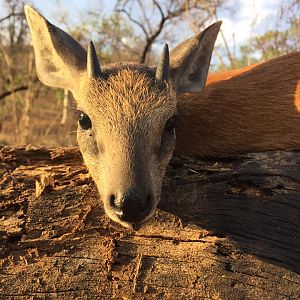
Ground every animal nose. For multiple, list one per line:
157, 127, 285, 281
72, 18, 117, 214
109, 189, 152, 222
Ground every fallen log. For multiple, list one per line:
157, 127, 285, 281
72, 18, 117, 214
0, 146, 299, 299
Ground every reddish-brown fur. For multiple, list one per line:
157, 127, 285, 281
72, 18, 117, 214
175, 52, 300, 156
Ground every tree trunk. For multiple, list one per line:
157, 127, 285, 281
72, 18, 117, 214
0, 146, 299, 299
20, 52, 34, 145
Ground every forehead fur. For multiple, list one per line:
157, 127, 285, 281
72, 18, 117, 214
78, 66, 176, 131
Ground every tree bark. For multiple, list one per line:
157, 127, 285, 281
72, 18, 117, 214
0, 146, 299, 299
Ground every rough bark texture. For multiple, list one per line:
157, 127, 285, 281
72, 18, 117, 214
0, 146, 299, 299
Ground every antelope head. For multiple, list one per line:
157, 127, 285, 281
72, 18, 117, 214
25, 5, 221, 229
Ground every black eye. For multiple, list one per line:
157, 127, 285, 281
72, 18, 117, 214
164, 116, 175, 133
78, 111, 92, 130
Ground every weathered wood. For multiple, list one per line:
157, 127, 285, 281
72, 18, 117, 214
0, 146, 299, 299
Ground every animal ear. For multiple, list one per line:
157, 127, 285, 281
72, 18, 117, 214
24, 5, 87, 94
170, 21, 222, 93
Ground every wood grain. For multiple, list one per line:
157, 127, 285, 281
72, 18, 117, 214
0, 146, 299, 299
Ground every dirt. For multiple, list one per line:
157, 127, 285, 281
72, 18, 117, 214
0, 146, 299, 299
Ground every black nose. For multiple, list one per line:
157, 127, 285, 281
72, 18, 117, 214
109, 189, 152, 222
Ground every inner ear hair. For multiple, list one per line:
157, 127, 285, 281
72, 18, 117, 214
170, 21, 222, 94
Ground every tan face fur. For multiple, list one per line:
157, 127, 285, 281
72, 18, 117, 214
77, 68, 176, 227
25, 5, 221, 228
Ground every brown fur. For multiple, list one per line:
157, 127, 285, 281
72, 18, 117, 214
78, 68, 175, 127
25, 5, 222, 228
175, 52, 300, 156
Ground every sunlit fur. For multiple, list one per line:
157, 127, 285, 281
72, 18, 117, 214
76, 66, 176, 228
27, 5, 300, 227
175, 52, 300, 156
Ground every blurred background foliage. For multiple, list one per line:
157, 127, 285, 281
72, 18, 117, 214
0, 0, 299, 146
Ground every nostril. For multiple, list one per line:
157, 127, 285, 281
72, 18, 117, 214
140, 194, 152, 216
109, 194, 116, 208
110, 194, 124, 209
110, 191, 154, 221
146, 194, 152, 207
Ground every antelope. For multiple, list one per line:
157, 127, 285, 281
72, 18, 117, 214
25, 6, 300, 229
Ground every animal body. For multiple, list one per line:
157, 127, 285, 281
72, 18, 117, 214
176, 54, 300, 156
25, 5, 300, 229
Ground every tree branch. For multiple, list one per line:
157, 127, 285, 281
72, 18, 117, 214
116, 0, 221, 64
0, 12, 24, 23
116, 8, 149, 38
140, 2, 168, 63
0, 77, 39, 102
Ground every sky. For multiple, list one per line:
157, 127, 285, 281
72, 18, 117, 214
218, 0, 282, 46
28, 0, 282, 43
0, 0, 285, 56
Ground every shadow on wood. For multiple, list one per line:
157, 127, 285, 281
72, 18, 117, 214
161, 152, 300, 272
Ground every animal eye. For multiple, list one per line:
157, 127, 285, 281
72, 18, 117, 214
78, 111, 92, 130
164, 116, 175, 133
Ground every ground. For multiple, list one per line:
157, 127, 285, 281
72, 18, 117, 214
0, 146, 299, 299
